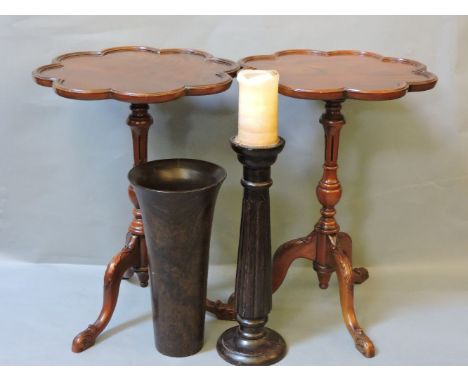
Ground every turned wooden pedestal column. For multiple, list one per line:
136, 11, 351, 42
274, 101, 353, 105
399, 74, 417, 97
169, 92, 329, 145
122, 104, 152, 286
240, 49, 437, 357
32, 46, 239, 352
216, 137, 286, 366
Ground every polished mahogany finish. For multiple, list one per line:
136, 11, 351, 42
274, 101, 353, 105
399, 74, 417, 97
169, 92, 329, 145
33, 47, 240, 353
126, 103, 153, 287
72, 103, 152, 353
240, 49, 437, 101
272, 101, 374, 357
206, 293, 236, 321
217, 137, 286, 366
240, 49, 437, 358
33, 46, 239, 103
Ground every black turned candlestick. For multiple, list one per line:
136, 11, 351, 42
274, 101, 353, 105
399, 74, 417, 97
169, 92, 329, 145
216, 136, 287, 366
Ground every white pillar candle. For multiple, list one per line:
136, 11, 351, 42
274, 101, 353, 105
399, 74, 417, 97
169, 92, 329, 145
236, 69, 279, 147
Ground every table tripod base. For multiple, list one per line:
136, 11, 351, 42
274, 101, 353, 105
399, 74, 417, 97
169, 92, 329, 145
72, 234, 140, 353
333, 242, 374, 357
71, 231, 234, 353
123, 266, 149, 287
206, 293, 236, 321
272, 230, 374, 358
272, 232, 369, 291
217, 326, 287, 366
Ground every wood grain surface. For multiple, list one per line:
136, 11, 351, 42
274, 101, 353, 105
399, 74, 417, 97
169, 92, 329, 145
33, 46, 239, 103
240, 50, 437, 100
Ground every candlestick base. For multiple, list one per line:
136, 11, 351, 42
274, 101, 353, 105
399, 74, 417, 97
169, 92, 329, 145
217, 324, 287, 366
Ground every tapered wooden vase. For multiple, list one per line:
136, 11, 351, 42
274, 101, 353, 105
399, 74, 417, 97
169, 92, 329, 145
128, 158, 226, 357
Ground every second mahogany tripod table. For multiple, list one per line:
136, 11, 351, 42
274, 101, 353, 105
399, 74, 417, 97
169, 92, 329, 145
32, 46, 239, 352
240, 50, 437, 357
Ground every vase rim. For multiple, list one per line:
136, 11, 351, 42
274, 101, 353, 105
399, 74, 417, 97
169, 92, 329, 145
128, 158, 227, 194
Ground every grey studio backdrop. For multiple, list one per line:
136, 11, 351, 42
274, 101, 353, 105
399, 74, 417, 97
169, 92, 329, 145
1, 15, 468, 365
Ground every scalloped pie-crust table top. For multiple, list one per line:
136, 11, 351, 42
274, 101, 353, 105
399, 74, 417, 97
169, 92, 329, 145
240, 49, 437, 358
32, 46, 240, 354
240, 49, 437, 100
33, 46, 239, 103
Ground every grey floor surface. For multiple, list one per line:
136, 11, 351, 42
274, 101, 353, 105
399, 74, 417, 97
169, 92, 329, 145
0, 260, 467, 365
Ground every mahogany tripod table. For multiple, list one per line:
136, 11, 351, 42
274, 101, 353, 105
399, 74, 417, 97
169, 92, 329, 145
32, 46, 239, 352
240, 50, 437, 357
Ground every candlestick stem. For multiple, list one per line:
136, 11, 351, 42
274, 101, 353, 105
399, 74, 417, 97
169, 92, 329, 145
216, 137, 287, 366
